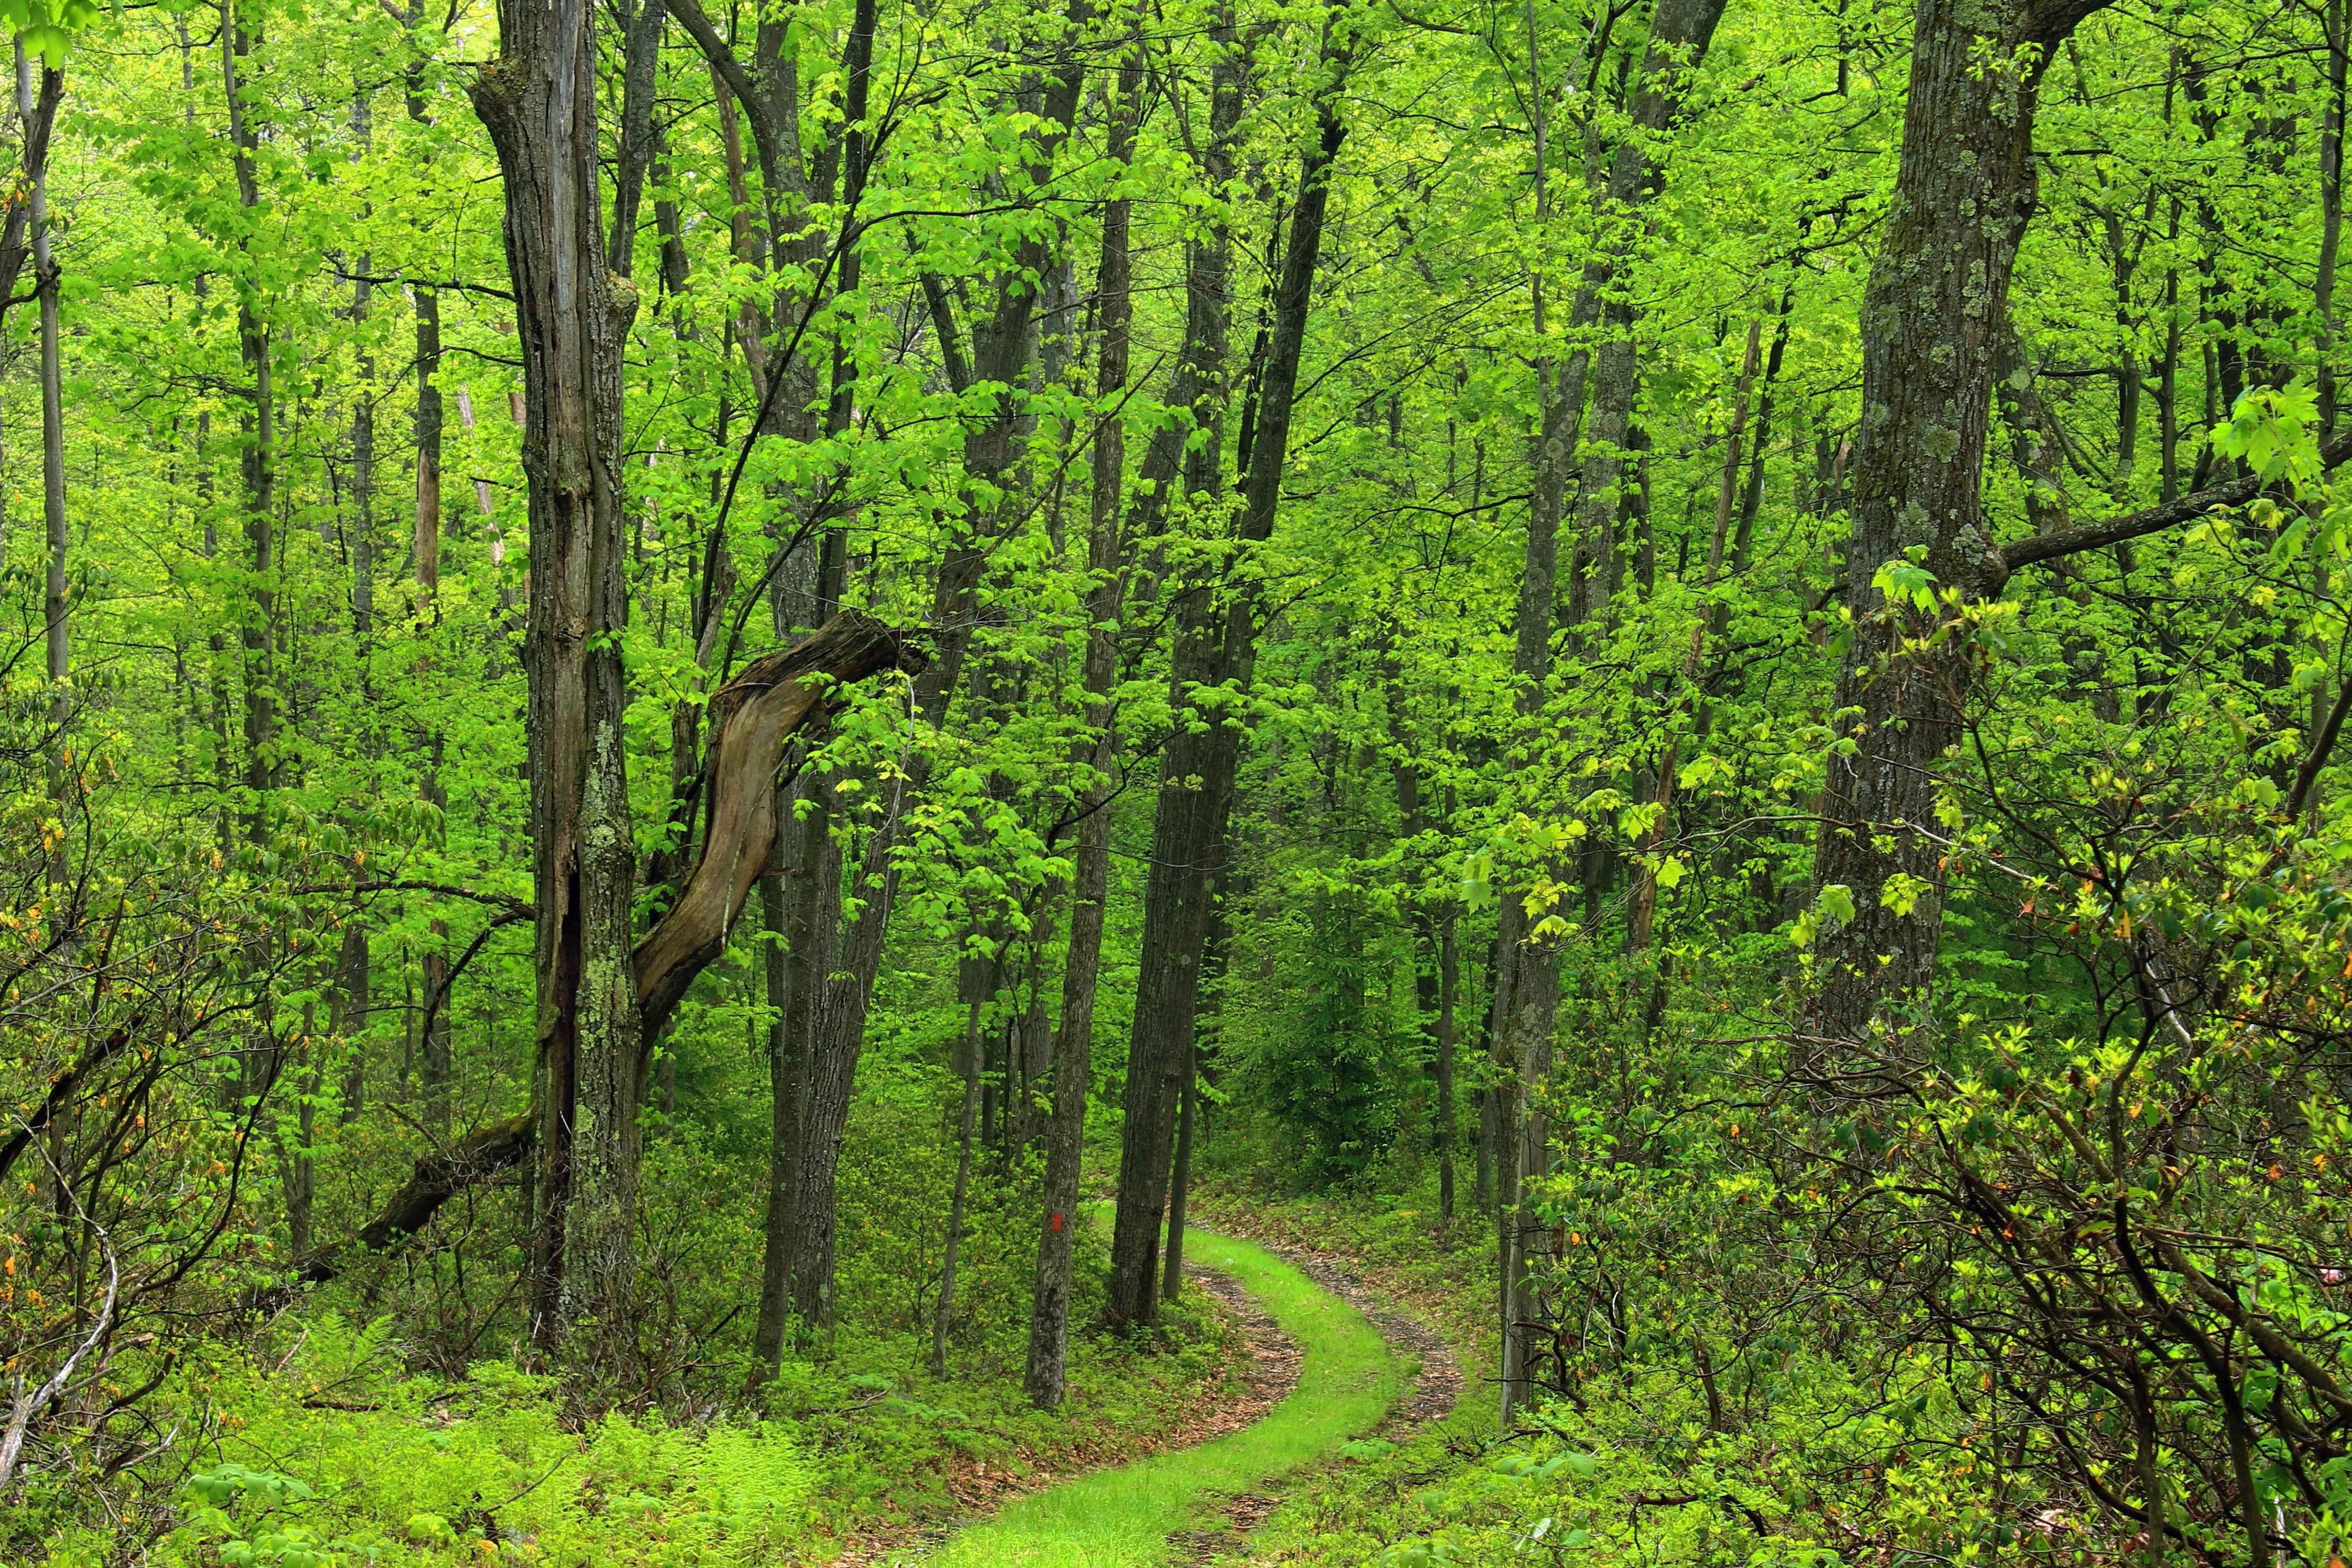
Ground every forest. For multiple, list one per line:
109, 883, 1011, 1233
6, 0, 2352, 1554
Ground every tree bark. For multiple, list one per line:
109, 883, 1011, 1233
224, 17, 276, 832
0, 58, 59, 330
1436, 908, 1458, 1223
468, 0, 641, 1363
633, 612, 923, 1039
336, 919, 370, 1124
606, 0, 667, 277
1800, 0, 2111, 1062
1160, 1036, 1197, 1302
1493, 0, 1726, 1422
1107, 5, 1351, 1326
933, 996, 986, 1378
1023, 29, 1150, 1408
17, 46, 66, 885
785, 0, 1086, 1338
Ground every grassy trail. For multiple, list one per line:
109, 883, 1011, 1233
911, 1228, 1404, 1567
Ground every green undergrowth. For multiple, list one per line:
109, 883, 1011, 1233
1184, 1180, 2024, 1568
915, 1227, 1405, 1567
1226, 1354, 2006, 1568
117, 1290, 1235, 1568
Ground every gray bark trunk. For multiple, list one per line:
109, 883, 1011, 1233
470, 0, 642, 1365
1107, 8, 1350, 1325
1801, 0, 2109, 1062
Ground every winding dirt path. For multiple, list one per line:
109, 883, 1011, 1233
1165, 1241, 1462, 1563
851, 1229, 1459, 1565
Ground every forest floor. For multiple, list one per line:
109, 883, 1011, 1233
894, 1227, 1424, 1566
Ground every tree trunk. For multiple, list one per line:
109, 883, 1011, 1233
606, 0, 666, 277
1106, 5, 1349, 1328
224, 18, 275, 833
786, 0, 1086, 1338
0, 56, 60, 332
1494, 0, 1728, 1423
336, 919, 370, 1123
1025, 35, 1149, 1404
752, 859, 800, 1375
1800, 0, 2110, 1061
1160, 1037, 1197, 1302
468, 0, 641, 1364
2321, 0, 2347, 435
414, 273, 444, 589
18, 46, 65, 884
1436, 908, 1458, 1224
933, 996, 986, 1378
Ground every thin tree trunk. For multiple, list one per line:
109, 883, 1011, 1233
2321, 0, 2346, 434
0, 56, 59, 332
1495, 0, 1729, 1423
752, 858, 801, 1375
336, 920, 370, 1123
17, 46, 65, 885
224, 17, 275, 834
607, 0, 666, 277
1629, 319, 1759, 951
1436, 909, 1458, 1224
790, 0, 1088, 1337
933, 998, 986, 1378
1160, 1039, 1197, 1303
1023, 37, 1145, 1378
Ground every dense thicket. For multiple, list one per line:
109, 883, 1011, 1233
8, 0, 2352, 1556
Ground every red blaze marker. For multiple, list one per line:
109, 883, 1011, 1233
1049, 1211, 1064, 1232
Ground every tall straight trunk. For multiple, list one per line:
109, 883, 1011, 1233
2321, 0, 2347, 435
0, 55, 59, 336
182, 28, 230, 858
403, 12, 453, 1139
1023, 32, 1147, 1386
607, 0, 666, 276
778, 0, 887, 1340
753, 858, 801, 1374
1628, 319, 1759, 951
1106, 6, 1351, 1327
1494, 0, 1727, 1424
1561, 0, 1731, 625
1395, 755, 1452, 1216
470, 0, 642, 1366
1475, 926, 1499, 1214
788, 0, 1091, 1336
286, 1007, 318, 1256
350, 88, 377, 647
1800, 0, 2110, 1059
225, 19, 276, 834
1160, 1037, 1197, 1301
741, 0, 868, 1348
414, 274, 444, 587
933, 997, 986, 1378
1731, 304, 1791, 577
2103, 207, 2141, 481
1436, 909, 1458, 1223
2159, 244, 2182, 502
342, 97, 377, 1116
18, 47, 65, 884
336, 919, 370, 1123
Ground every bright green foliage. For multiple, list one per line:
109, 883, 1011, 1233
6, 0, 2352, 1549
